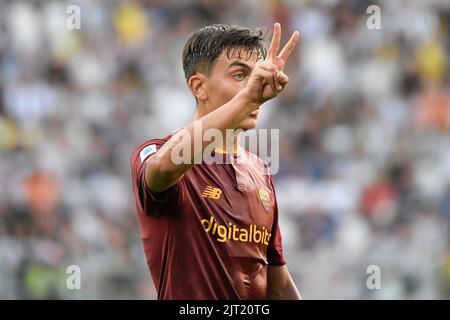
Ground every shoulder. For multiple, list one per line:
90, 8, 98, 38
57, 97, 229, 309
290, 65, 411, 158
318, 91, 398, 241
130, 130, 179, 167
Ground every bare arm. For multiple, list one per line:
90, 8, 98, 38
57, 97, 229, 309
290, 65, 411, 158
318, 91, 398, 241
266, 265, 302, 300
144, 90, 254, 192
145, 23, 299, 192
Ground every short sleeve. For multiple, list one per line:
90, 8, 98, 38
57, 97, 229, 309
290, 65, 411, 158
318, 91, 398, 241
130, 139, 182, 217
266, 176, 286, 266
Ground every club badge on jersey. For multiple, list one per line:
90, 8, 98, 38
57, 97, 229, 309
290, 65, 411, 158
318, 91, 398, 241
258, 187, 271, 213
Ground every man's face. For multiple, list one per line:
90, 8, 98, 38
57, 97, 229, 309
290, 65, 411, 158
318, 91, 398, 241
204, 48, 263, 131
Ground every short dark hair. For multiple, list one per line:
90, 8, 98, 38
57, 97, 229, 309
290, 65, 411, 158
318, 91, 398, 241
182, 24, 267, 82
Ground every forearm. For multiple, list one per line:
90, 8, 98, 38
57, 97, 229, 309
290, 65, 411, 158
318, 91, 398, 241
146, 90, 257, 191
161, 89, 256, 164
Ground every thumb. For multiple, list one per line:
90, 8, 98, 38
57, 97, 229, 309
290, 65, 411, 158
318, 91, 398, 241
277, 71, 289, 86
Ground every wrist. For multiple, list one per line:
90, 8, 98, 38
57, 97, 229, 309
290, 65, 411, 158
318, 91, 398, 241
237, 89, 261, 112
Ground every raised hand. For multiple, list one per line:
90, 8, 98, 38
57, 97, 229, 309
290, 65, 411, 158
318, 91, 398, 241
244, 23, 299, 107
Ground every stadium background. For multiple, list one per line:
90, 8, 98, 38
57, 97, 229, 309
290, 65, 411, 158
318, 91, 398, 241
1, 0, 450, 299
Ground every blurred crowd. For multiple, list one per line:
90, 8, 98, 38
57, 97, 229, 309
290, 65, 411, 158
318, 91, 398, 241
1, 0, 450, 299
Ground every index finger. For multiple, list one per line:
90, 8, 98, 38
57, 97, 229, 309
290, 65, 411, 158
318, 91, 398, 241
267, 23, 281, 62
278, 31, 300, 64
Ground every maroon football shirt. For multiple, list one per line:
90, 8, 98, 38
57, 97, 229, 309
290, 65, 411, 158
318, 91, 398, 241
130, 132, 285, 300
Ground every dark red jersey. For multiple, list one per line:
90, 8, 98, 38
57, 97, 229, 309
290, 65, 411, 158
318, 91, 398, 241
130, 132, 285, 300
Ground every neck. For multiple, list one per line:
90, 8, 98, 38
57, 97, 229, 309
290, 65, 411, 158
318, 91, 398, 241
193, 102, 210, 120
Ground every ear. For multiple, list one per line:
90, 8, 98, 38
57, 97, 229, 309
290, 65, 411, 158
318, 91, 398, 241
188, 73, 208, 102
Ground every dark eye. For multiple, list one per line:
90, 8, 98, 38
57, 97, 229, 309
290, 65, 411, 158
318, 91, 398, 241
233, 72, 245, 81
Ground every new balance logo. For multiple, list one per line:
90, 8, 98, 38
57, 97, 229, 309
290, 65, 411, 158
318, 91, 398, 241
202, 186, 222, 200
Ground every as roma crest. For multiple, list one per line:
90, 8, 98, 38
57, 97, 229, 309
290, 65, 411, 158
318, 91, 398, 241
258, 187, 271, 213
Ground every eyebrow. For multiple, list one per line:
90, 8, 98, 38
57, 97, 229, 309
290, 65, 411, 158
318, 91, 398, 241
226, 61, 253, 72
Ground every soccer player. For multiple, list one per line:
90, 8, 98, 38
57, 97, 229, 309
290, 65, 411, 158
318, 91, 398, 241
130, 23, 301, 300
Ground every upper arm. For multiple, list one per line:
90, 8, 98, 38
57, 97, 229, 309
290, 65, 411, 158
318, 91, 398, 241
131, 141, 183, 216
266, 265, 302, 300
267, 265, 288, 299
265, 176, 301, 299
145, 153, 185, 193
144, 131, 195, 193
